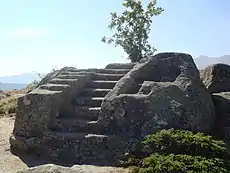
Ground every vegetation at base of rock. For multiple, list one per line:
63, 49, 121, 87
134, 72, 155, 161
120, 129, 230, 173
102, 0, 163, 62
133, 154, 229, 173
143, 128, 228, 159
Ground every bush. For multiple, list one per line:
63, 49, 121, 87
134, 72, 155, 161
143, 128, 228, 159
138, 153, 229, 173
121, 129, 230, 173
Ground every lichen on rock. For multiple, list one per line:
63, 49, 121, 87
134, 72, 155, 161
99, 52, 215, 138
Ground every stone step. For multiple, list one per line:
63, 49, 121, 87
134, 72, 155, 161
59, 107, 101, 121
49, 78, 79, 85
41, 131, 127, 165
75, 97, 104, 107
88, 81, 117, 89
57, 74, 85, 79
75, 107, 101, 120
91, 73, 125, 81
69, 68, 130, 74
39, 84, 70, 91
105, 63, 136, 69
29, 89, 62, 95
80, 88, 111, 97
60, 72, 88, 76
49, 118, 101, 133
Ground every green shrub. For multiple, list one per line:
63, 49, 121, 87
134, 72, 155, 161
122, 129, 230, 173
137, 153, 229, 173
143, 128, 228, 159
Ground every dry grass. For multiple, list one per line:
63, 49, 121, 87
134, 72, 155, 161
0, 86, 32, 117
0, 95, 18, 117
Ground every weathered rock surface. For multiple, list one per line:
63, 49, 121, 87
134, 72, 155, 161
12, 67, 91, 139
200, 63, 230, 93
10, 65, 133, 166
105, 63, 136, 70
99, 52, 215, 138
16, 164, 129, 173
10, 67, 93, 158
10, 53, 216, 167
36, 67, 78, 88
212, 92, 230, 145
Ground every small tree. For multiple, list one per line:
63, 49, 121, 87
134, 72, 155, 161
102, 0, 163, 62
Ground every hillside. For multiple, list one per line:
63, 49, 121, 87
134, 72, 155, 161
194, 55, 230, 69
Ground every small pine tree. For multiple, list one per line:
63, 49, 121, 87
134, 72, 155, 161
102, 0, 163, 62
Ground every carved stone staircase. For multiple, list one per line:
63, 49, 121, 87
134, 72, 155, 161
49, 69, 130, 132
36, 65, 135, 165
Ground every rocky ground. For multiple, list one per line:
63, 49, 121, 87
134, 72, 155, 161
0, 116, 130, 173
0, 117, 27, 173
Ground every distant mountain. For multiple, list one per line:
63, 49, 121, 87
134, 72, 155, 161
0, 72, 42, 91
0, 72, 40, 84
194, 55, 230, 69
0, 83, 27, 91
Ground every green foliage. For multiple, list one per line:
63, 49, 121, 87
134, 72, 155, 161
143, 128, 228, 159
121, 129, 230, 173
102, 0, 163, 62
138, 153, 229, 173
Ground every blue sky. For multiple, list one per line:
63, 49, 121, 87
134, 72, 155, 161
0, 0, 230, 76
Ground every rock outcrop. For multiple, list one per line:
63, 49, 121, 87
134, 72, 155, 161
200, 63, 230, 93
10, 53, 216, 166
212, 92, 230, 144
200, 64, 230, 146
16, 164, 129, 173
10, 64, 135, 165
99, 53, 215, 139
